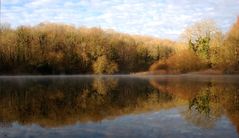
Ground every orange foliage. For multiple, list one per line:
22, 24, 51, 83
150, 49, 205, 73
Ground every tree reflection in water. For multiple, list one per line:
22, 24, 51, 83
0, 77, 175, 127
0, 76, 238, 134
150, 76, 239, 132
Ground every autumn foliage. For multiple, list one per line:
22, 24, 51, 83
0, 18, 238, 74
0, 23, 174, 74
150, 18, 239, 74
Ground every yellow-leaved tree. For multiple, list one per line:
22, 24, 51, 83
92, 55, 118, 74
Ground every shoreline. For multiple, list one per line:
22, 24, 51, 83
0, 73, 239, 78
0, 69, 239, 78
131, 69, 239, 76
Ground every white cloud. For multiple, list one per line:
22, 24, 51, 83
25, 0, 57, 8
1, 0, 22, 4
1, 0, 239, 40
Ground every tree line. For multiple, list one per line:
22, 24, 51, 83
0, 23, 174, 74
150, 18, 239, 74
0, 18, 238, 74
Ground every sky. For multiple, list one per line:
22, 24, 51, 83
1, 0, 239, 40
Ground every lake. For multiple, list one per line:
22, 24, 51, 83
0, 75, 238, 138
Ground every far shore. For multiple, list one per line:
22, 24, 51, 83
0, 69, 239, 78
131, 69, 239, 76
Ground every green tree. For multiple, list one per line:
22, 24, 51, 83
183, 20, 218, 66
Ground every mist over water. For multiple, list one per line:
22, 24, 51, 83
0, 75, 238, 138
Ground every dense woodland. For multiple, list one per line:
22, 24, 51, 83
0, 22, 174, 74
0, 18, 238, 74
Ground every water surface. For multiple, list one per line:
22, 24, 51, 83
0, 75, 238, 138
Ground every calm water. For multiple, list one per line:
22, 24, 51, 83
0, 75, 238, 138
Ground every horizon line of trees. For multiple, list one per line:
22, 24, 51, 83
0, 23, 174, 74
0, 17, 238, 75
